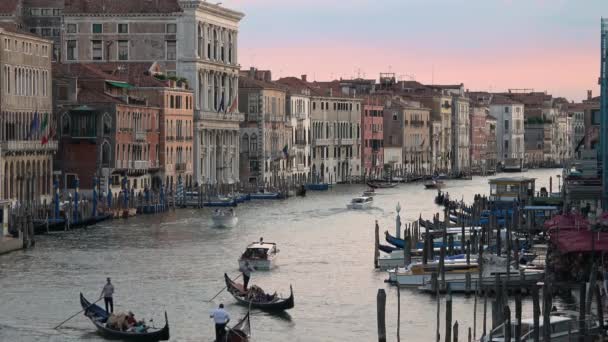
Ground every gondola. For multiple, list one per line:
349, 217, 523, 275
366, 181, 397, 189
418, 217, 433, 229
225, 311, 252, 342
224, 273, 294, 311
79, 293, 169, 341
384, 231, 405, 249
378, 243, 398, 253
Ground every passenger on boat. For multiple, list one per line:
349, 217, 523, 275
210, 303, 230, 342
126, 311, 136, 328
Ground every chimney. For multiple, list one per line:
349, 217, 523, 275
263, 70, 271, 82
587, 90, 592, 101
301, 75, 307, 82
329, 88, 333, 97
248, 67, 255, 78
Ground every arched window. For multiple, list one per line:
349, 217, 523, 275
197, 24, 203, 58
61, 112, 70, 135
250, 133, 257, 152
102, 113, 112, 135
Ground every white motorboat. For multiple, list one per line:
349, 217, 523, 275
238, 240, 278, 270
378, 250, 405, 270
347, 196, 373, 209
417, 255, 545, 293
387, 258, 479, 286
481, 312, 600, 341
211, 208, 238, 228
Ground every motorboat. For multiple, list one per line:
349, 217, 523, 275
367, 181, 397, 189
363, 188, 376, 197
238, 241, 278, 270
481, 312, 600, 341
211, 208, 238, 228
387, 258, 479, 286
424, 179, 445, 189
347, 196, 373, 209
417, 255, 545, 293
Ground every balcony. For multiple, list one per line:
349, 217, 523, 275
175, 162, 187, 172
200, 110, 244, 123
297, 163, 306, 171
410, 120, 425, 127
313, 138, 332, 146
132, 160, 149, 169
135, 131, 146, 141
1, 140, 58, 153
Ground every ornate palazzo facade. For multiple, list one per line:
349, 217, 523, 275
178, 1, 244, 186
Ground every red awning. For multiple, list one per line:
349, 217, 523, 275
549, 229, 608, 253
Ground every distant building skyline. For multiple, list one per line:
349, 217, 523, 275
223, 0, 605, 101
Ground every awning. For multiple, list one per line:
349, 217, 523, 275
106, 80, 133, 89
550, 229, 608, 253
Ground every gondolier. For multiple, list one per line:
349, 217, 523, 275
240, 261, 255, 290
100, 278, 114, 313
210, 303, 230, 342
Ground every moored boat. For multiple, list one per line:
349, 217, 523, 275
346, 196, 373, 210
367, 181, 397, 189
296, 185, 307, 197
424, 179, 445, 189
363, 188, 376, 197
80, 293, 169, 341
249, 192, 281, 200
224, 273, 294, 311
211, 209, 238, 228
238, 241, 278, 270
306, 183, 329, 191
387, 259, 479, 286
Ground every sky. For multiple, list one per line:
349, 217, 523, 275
221, 0, 605, 102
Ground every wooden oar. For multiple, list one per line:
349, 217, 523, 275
54, 297, 103, 329
207, 274, 242, 302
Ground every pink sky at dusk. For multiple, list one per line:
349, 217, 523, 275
222, 0, 605, 101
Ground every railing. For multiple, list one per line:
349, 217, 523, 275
175, 162, 187, 172
297, 163, 305, 171
313, 138, 332, 146
410, 120, 425, 127
132, 160, 149, 169
1, 140, 58, 152
135, 131, 146, 141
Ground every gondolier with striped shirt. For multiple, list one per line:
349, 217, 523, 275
100, 277, 114, 313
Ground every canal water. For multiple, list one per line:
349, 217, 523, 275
0, 169, 564, 342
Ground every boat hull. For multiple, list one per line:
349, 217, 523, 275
347, 202, 372, 210
211, 216, 238, 228
224, 274, 294, 311
249, 193, 281, 200
239, 256, 275, 271
306, 183, 329, 191
418, 270, 545, 293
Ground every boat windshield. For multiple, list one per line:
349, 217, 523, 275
243, 248, 269, 259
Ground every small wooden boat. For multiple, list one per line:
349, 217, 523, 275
249, 192, 281, 200
306, 183, 329, 191
224, 273, 294, 311
366, 181, 397, 189
225, 311, 251, 342
424, 179, 445, 189
211, 209, 238, 228
346, 196, 373, 209
238, 241, 278, 270
80, 293, 169, 341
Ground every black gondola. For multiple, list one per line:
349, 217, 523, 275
224, 273, 294, 311
366, 181, 397, 189
378, 244, 398, 253
80, 293, 170, 341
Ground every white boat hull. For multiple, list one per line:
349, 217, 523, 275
211, 215, 238, 228
239, 256, 276, 271
419, 270, 545, 293
347, 202, 372, 210
378, 251, 405, 270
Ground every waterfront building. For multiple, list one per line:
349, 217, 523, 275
285, 81, 311, 183
177, 0, 244, 187
384, 98, 431, 175
22, 0, 63, 60
309, 88, 362, 183
238, 71, 292, 186
469, 104, 489, 172
53, 63, 163, 193
485, 114, 498, 172
129, 64, 195, 190
489, 95, 525, 166
362, 99, 384, 177
566, 100, 588, 155
0, 25, 56, 203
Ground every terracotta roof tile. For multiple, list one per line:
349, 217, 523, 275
490, 95, 521, 106
239, 76, 287, 92
64, 0, 182, 14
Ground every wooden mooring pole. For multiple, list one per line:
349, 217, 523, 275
445, 287, 452, 342
377, 289, 386, 342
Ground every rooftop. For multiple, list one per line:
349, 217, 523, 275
64, 0, 182, 15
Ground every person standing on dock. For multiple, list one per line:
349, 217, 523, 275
210, 303, 230, 342
240, 261, 255, 290
100, 277, 115, 313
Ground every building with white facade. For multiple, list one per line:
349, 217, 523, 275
490, 96, 525, 165
177, 0, 244, 186
287, 90, 311, 183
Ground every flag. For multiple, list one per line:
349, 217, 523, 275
228, 95, 238, 113
282, 144, 289, 159
28, 112, 39, 139
39, 113, 48, 133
